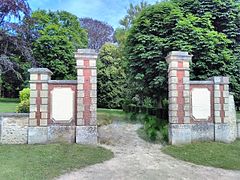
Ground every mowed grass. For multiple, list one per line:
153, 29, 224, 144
0, 99, 114, 179
0, 144, 113, 180
237, 111, 240, 120
162, 140, 240, 170
97, 108, 126, 126
0, 98, 19, 113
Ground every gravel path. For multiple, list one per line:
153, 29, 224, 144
56, 121, 240, 180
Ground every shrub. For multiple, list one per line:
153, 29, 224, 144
160, 124, 168, 142
19, 88, 30, 102
16, 100, 30, 113
143, 115, 159, 141
16, 88, 30, 113
142, 115, 169, 143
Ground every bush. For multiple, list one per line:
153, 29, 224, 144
141, 115, 169, 143
16, 100, 30, 113
125, 112, 146, 123
160, 124, 168, 142
16, 88, 30, 113
144, 115, 159, 141
19, 88, 30, 102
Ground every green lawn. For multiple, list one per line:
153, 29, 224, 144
162, 140, 240, 170
0, 144, 113, 180
0, 102, 19, 113
97, 108, 126, 126
0, 99, 115, 179
237, 111, 240, 120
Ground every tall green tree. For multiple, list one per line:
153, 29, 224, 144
31, 10, 88, 80
97, 43, 126, 108
115, 1, 150, 47
126, 0, 240, 107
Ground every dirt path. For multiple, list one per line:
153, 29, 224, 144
56, 121, 240, 180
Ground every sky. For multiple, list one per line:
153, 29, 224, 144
28, 0, 158, 29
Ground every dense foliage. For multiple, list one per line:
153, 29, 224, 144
0, 0, 32, 97
126, 0, 240, 107
0, 6, 88, 96
32, 10, 88, 80
97, 43, 126, 109
16, 87, 30, 113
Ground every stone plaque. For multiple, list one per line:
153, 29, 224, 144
192, 88, 211, 120
51, 88, 74, 122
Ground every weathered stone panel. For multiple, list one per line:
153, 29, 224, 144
0, 114, 28, 144
48, 126, 75, 143
76, 126, 97, 144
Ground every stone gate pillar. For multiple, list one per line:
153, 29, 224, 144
28, 68, 52, 144
213, 77, 236, 142
166, 51, 192, 144
75, 49, 98, 144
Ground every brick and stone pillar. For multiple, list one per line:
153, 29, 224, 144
213, 76, 236, 142
28, 68, 52, 144
166, 51, 192, 144
75, 49, 98, 144
213, 77, 229, 124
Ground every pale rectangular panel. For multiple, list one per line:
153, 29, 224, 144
51, 88, 74, 122
192, 88, 211, 120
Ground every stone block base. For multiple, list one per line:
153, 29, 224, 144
48, 126, 75, 143
169, 124, 191, 145
215, 123, 236, 143
1, 116, 28, 144
76, 126, 97, 144
191, 123, 214, 142
169, 123, 215, 145
28, 127, 48, 144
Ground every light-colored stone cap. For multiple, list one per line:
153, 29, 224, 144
76, 66, 97, 69
28, 68, 53, 75
190, 80, 214, 85
0, 113, 29, 117
165, 51, 193, 63
75, 49, 98, 56
48, 80, 77, 84
208, 76, 229, 84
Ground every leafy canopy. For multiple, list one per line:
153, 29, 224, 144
97, 43, 126, 109
126, 0, 240, 106
31, 10, 88, 80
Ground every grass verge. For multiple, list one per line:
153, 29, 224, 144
0, 102, 18, 113
162, 140, 240, 170
0, 144, 113, 180
97, 108, 126, 126
0, 98, 19, 113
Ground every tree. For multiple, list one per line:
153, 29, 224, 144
173, 0, 240, 108
126, 1, 240, 107
115, 1, 150, 47
0, 0, 32, 97
119, 1, 149, 30
97, 43, 126, 108
31, 10, 88, 80
114, 1, 151, 106
79, 18, 114, 51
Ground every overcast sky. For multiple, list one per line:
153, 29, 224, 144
28, 0, 158, 29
